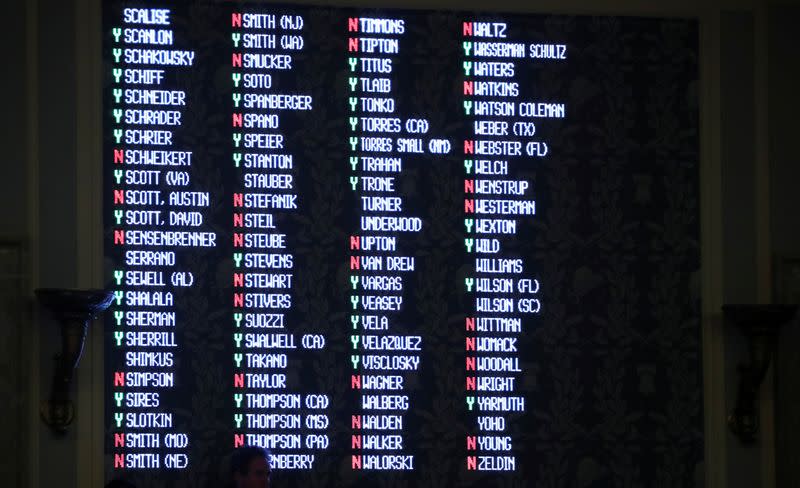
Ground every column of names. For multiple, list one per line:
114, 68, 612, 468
346, 16, 421, 472
230, 10, 328, 470
462, 20, 557, 472
109, 6, 209, 471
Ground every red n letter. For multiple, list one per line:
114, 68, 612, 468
348, 18, 359, 32
463, 22, 473, 36
231, 13, 242, 27
464, 199, 474, 213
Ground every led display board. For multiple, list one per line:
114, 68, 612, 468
104, 3, 702, 486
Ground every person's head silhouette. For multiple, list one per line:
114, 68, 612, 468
231, 446, 271, 488
105, 480, 136, 488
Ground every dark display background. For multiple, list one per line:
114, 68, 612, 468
104, 2, 702, 486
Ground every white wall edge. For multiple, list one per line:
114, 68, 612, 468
699, 8, 728, 488
75, 0, 104, 484
26, 0, 41, 486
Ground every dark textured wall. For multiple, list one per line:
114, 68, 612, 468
769, 6, 800, 488
0, 0, 28, 486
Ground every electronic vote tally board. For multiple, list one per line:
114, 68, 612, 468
103, 2, 702, 486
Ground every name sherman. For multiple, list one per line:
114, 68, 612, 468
124, 311, 175, 326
